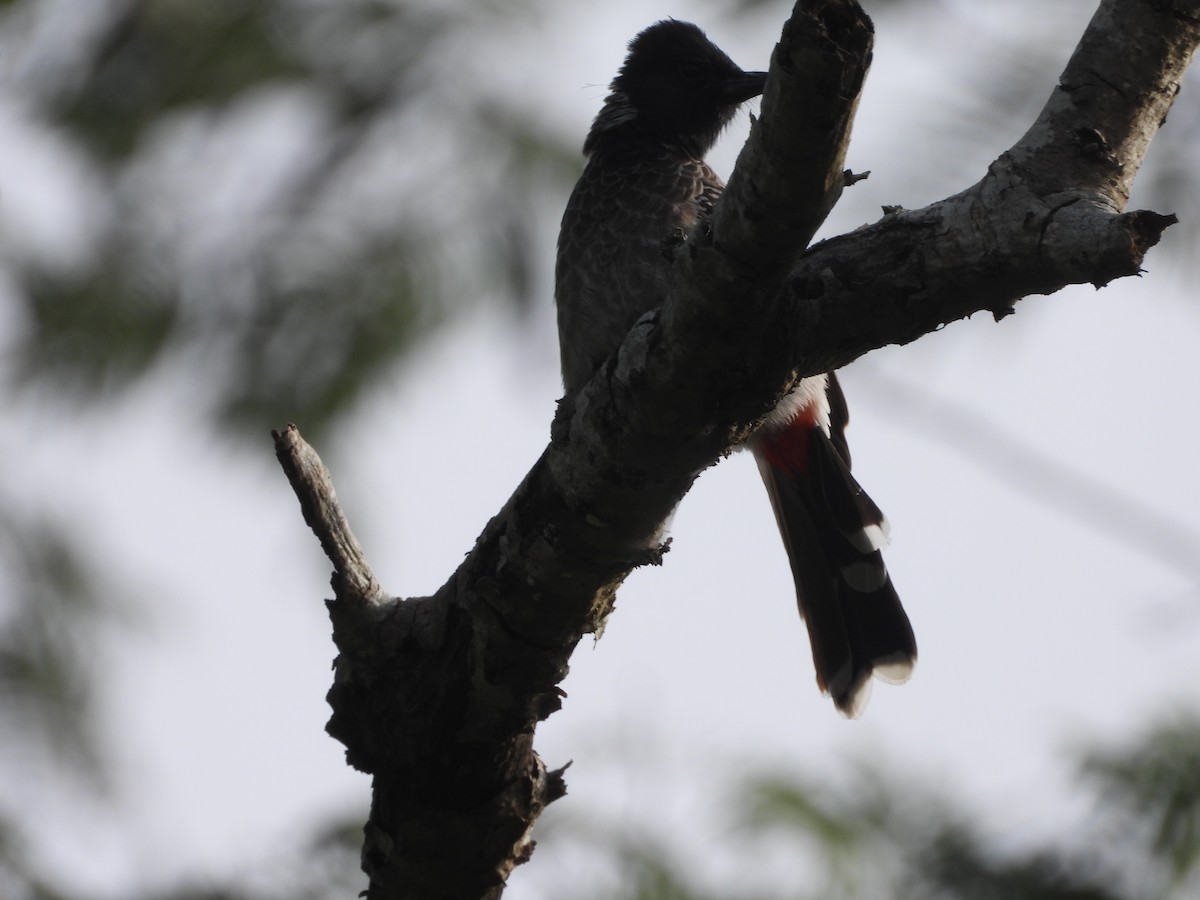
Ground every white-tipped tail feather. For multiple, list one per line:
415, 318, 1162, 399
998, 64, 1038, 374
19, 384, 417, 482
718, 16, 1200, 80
751, 372, 917, 717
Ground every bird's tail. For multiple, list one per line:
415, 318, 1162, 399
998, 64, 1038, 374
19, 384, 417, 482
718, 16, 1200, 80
752, 377, 916, 717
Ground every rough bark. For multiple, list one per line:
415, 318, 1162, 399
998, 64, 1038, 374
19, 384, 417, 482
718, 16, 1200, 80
275, 0, 1199, 897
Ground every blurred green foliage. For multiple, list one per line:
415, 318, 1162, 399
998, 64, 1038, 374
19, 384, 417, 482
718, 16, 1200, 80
2, 1, 579, 896
9, 712, 1200, 897
535, 719, 1200, 900
0, 507, 120, 787
52, 0, 308, 160
1081, 720, 1200, 891
6, 0, 578, 440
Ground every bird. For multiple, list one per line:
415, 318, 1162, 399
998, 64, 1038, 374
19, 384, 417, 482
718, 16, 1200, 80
554, 19, 916, 717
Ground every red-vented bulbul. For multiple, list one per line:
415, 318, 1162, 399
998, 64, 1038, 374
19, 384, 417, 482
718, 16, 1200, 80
555, 20, 916, 716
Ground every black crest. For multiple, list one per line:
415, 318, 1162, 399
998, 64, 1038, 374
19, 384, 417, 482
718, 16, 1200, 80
584, 20, 767, 158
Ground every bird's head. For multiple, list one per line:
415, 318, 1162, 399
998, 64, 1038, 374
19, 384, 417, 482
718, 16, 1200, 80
584, 20, 767, 158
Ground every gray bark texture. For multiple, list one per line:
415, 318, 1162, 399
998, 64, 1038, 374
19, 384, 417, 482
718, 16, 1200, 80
274, 0, 1200, 897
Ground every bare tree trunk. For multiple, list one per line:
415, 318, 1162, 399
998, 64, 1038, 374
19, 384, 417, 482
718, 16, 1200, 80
275, 0, 1199, 897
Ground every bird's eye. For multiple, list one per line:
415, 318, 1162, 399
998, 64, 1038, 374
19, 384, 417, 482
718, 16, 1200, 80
678, 62, 704, 84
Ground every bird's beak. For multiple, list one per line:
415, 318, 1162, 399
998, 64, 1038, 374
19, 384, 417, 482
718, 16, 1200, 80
723, 70, 768, 104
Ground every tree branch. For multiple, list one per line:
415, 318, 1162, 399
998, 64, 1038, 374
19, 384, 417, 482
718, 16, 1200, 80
274, 424, 386, 607
772, 0, 1199, 376
276, 1, 1200, 897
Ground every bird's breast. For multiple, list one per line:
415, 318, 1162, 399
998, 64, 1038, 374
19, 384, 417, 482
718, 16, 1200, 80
555, 154, 724, 392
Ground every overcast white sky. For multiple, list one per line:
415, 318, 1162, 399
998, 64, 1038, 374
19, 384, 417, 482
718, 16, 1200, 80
4, 1, 1200, 897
